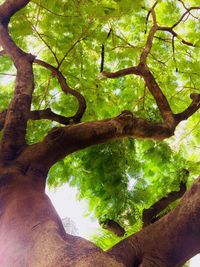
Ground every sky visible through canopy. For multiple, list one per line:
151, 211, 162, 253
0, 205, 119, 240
0, 0, 199, 265
47, 184, 200, 267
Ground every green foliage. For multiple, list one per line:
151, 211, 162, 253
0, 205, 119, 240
48, 139, 187, 249
0, 0, 199, 251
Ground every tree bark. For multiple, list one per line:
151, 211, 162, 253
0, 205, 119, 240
1, 158, 200, 267
0, 163, 124, 267
0, 1, 200, 266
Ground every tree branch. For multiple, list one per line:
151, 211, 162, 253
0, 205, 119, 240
109, 176, 200, 267
157, 26, 196, 47
18, 111, 176, 169
29, 22, 60, 66
142, 176, 188, 227
141, 69, 175, 125
174, 93, 200, 124
98, 66, 141, 79
0, 0, 34, 160
34, 59, 86, 123
29, 109, 79, 125
171, 6, 200, 29
140, 8, 157, 65
0, 0, 30, 24
100, 219, 125, 237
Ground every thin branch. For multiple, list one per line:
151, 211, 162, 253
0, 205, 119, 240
32, 0, 78, 18
34, 59, 86, 123
172, 6, 200, 29
58, 37, 85, 69
140, 8, 157, 65
0, 107, 83, 132
157, 26, 196, 47
145, 1, 158, 33
98, 66, 141, 79
29, 20, 60, 65
114, 33, 137, 49
100, 44, 105, 72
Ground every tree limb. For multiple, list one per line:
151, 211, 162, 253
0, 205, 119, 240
109, 176, 200, 267
142, 176, 188, 227
141, 69, 175, 125
0, 108, 80, 132
174, 93, 200, 124
157, 26, 196, 47
99, 66, 141, 79
0, 0, 34, 160
140, 8, 157, 65
100, 219, 125, 237
17, 111, 176, 168
0, 0, 30, 24
34, 59, 86, 123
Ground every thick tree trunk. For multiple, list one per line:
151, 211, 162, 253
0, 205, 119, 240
1, 160, 200, 267
0, 1, 199, 266
0, 164, 123, 267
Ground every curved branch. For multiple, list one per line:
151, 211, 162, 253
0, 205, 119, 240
29, 109, 78, 125
157, 26, 196, 47
174, 93, 200, 124
0, 0, 34, 160
19, 111, 176, 169
34, 59, 86, 123
0, 108, 78, 132
0, 0, 30, 24
172, 6, 200, 29
109, 176, 200, 267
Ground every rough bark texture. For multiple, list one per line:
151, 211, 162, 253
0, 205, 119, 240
0, 0, 200, 266
0, 165, 124, 267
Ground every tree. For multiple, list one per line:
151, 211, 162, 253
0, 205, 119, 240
0, 0, 199, 266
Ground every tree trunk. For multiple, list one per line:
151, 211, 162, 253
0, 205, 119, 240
0, 1, 200, 266
0, 164, 124, 267
2, 160, 200, 267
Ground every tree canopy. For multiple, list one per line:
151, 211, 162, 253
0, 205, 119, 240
0, 0, 200, 263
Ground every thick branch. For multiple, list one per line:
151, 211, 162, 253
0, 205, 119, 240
141, 69, 175, 125
0, 0, 30, 24
109, 176, 200, 267
34, 59, 86, 123
19, 111, 175, 169
0, 0, 34, 160
174, 93, 200, 124
142, 179, 187, 227
100, 219, 125, 237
